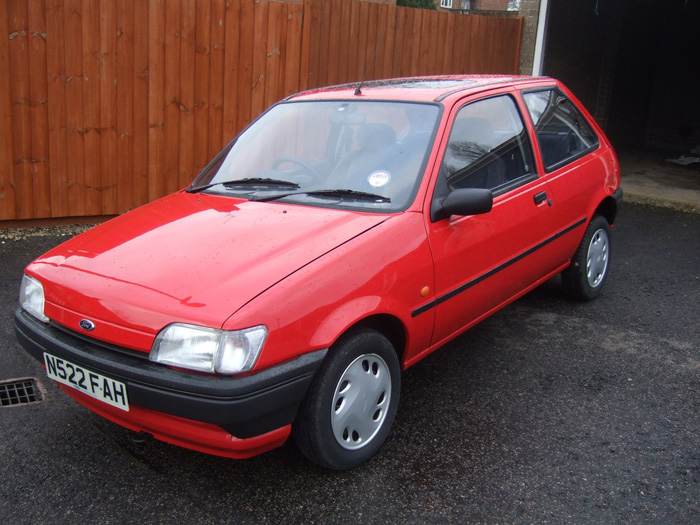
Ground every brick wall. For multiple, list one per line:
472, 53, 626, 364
517, 0, 540, 75
473, 0, 509, 10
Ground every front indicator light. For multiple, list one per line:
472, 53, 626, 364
150, 323, 267, 375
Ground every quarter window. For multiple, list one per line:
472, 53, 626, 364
523, 89, 599, 172
440, 95, 535, 193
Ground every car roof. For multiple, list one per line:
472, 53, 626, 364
287, 75, 553, 103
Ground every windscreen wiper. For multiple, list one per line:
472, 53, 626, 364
188, 178, 300, 193
253, 188, 390, 203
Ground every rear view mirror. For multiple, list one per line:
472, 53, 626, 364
329, 112, 366, 125
431, 188, 493, 222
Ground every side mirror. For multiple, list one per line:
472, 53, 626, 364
431, 188, 493, 222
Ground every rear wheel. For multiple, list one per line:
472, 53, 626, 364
293, 328, 400, 470
562, 215, 611, 300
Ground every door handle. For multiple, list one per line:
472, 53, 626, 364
533, 191, 548, 205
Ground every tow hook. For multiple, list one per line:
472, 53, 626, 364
130, 431, 153, 445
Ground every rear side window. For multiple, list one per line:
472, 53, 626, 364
440, 95, 535, 194
523, 89, 599, 172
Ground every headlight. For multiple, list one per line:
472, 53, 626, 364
19, 274, 50, 323
150, 323, 267, 375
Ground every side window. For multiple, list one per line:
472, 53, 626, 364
523, 89, 599, 172
440, 95, 535, 194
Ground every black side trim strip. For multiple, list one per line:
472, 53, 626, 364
412, 301, 436, 317
411, 217, 587, 317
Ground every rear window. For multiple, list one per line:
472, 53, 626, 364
523, 89, 599, 172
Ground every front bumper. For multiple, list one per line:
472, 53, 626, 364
15, 308, 326, 443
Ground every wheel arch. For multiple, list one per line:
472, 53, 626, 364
351, 314, 407, 365
318, 313, 407, 367
594, 195, 619, 226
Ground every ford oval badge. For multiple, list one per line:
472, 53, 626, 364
79, 319, 96, 331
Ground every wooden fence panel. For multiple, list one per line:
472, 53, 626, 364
207, 0, 224, 159
133, 0, 149, 208
193, 0, 211, 183
283, 3, 303, 95
0, 0, 523, 222
8, 0, 33, 220
45, 0, 67, 218
116, 0, 135, 214
250, 0, 267, 123
0, 2, 16, 220
147, 0, 165, 202
82, 0, 101, 216
162, 0, 180, 196
222, 0, 240, 142
28, 0, 51, 218
178, 0, 196, 190
265, 1, 283, 109
64, 0, 86, 217
101, 0, 118, 214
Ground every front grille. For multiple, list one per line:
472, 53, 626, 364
50, 321, 150, 361
0, 378, 44, 407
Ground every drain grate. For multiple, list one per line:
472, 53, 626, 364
0, 378, 44, 407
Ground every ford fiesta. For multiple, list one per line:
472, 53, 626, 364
15, 76, 622, 470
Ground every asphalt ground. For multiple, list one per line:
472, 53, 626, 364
1, 202, 698, 524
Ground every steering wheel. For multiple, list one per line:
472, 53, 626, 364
272, 156, 323, 185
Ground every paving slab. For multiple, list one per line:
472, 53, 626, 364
619, 150, 700, 213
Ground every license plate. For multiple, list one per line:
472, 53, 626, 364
44, 352, 129, 411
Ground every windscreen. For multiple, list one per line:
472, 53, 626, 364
190, 100, 440, 212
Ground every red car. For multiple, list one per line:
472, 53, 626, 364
16, 76, 622, 470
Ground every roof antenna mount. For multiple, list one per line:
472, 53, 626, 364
353, 25, 387, 97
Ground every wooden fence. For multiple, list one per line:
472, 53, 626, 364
0, 0, 523, 222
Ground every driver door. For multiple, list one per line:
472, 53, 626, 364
426, 93, 563, 347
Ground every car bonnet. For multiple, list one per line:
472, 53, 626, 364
25, 192, 389, 352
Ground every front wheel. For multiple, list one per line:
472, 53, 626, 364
293, 328, 401, 470
562, 215, 612, 300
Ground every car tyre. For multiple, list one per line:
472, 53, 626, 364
562, 215, 611, 300
293, 328, 401, 470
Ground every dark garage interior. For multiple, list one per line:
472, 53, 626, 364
542, 0, 700, 155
